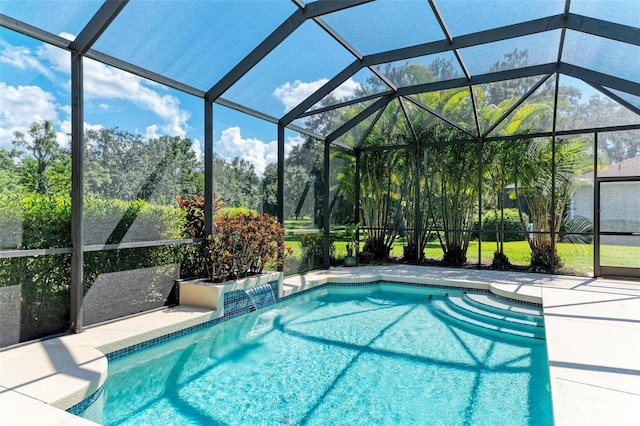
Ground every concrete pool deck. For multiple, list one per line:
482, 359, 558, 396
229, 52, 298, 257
1, 265, 639, 425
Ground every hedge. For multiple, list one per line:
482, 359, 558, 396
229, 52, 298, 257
479, 208, 529, 242
0, 193, 184, 250
0, 192, 186, 346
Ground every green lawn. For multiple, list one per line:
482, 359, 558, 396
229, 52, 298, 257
283, 218, 638, 275
285, 232, 640, 276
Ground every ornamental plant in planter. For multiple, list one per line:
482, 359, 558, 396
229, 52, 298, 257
176, 195, 290, 282
176, 196, 291, 310
205, 211, 290, 283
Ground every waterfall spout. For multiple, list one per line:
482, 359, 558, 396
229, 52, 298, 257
244, 283, 277, 311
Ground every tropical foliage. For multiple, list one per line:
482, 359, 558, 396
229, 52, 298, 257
2, 47, 635, 347
204, 212, 290, 283
510, 136, 590, 270
320, 49, 606, 271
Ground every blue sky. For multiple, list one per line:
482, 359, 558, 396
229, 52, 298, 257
1, 0, 631, 176
0, 22, 370, 176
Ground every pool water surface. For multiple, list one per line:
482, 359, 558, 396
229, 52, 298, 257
80, 284, 552, 425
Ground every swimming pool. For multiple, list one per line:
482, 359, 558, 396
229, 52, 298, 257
79, 283, 552, 425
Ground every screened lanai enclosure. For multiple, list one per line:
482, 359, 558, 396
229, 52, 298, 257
0, 0, 639, 347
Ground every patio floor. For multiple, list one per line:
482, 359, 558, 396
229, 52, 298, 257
1, 266, 639, 425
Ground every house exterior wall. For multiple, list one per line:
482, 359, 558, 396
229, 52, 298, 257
573, 181, 640, 246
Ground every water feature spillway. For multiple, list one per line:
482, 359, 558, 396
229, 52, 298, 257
244, 283, 276, 310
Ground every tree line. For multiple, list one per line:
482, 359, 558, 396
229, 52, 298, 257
1, 122, 275, 213
2, 49, 637, 271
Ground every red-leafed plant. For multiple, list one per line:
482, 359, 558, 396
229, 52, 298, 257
205, 212, 291, 282
176, 195, 225, 238
176, 196, 290, 282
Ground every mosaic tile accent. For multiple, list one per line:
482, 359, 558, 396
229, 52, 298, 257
106, 280, 278, 361
105, 316, 225, 361
67, 386, 104, 415
488, 292, 544, 310
222, 281, 278, 320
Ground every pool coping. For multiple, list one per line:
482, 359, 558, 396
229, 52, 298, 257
1, 265, 639, 425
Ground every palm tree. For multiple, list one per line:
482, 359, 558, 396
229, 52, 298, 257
360, 148, 408, 259
482, 99, 554, 268
512, 136, 589, 271
407, 87, 477, 265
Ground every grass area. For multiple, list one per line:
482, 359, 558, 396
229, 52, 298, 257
600, 245, 640, 268
285, 232, 640, 276
284, 218, 317, 230
283, 219, 638, 276
284, 236, 303, 258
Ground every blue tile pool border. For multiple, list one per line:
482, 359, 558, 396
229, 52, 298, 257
104, 280, 279, 362
70, 278, 544, 415
104, 279, 542, 362
67, 386, 104, 415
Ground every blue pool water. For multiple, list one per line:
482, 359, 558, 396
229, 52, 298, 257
80, 284, 553, 425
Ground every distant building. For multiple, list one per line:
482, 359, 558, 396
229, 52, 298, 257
582, 155, 640, 179
570, 156, 640, 245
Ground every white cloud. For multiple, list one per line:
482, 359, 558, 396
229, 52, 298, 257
56, 129, 70, 149
0, 83, 59, 149
273, 78, 361, 112
274, 79, 328, 112
191, 138, 203, 165
82, 57, 191, 137
214, 127, 304, 177
4, 36, 192, 139
36, 39, 70, 74
0, 41, 56, 80
145, 124, 160, 140
285, 134, 304, 151
332, 79, 361, 101
215, 127, 276, 177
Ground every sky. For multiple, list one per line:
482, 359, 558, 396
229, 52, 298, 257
0, 24, 364, 177
0, 0, 634, 177
0, 28, 301, 176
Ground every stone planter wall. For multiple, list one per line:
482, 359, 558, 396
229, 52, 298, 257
178, 271, 283, 319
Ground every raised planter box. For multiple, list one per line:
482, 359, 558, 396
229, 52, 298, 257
177, 271, 283, 312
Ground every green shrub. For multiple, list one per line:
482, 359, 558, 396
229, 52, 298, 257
218, 206, 256, 218
0, 193, 23, 249
0, 193, 72, 249
205, 212, 291, 282
0, 254, 71, 342
0, 194, 187, 345
0, 193, 185, 249
83, 197, 184, 244
299, 232, 335, 269
560, 216, 593, 243
479, 209, 528, 242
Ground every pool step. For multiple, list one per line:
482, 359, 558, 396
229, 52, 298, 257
431, 296, 545, 340
462, 293, 544, 325
446, 295, 544, 335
